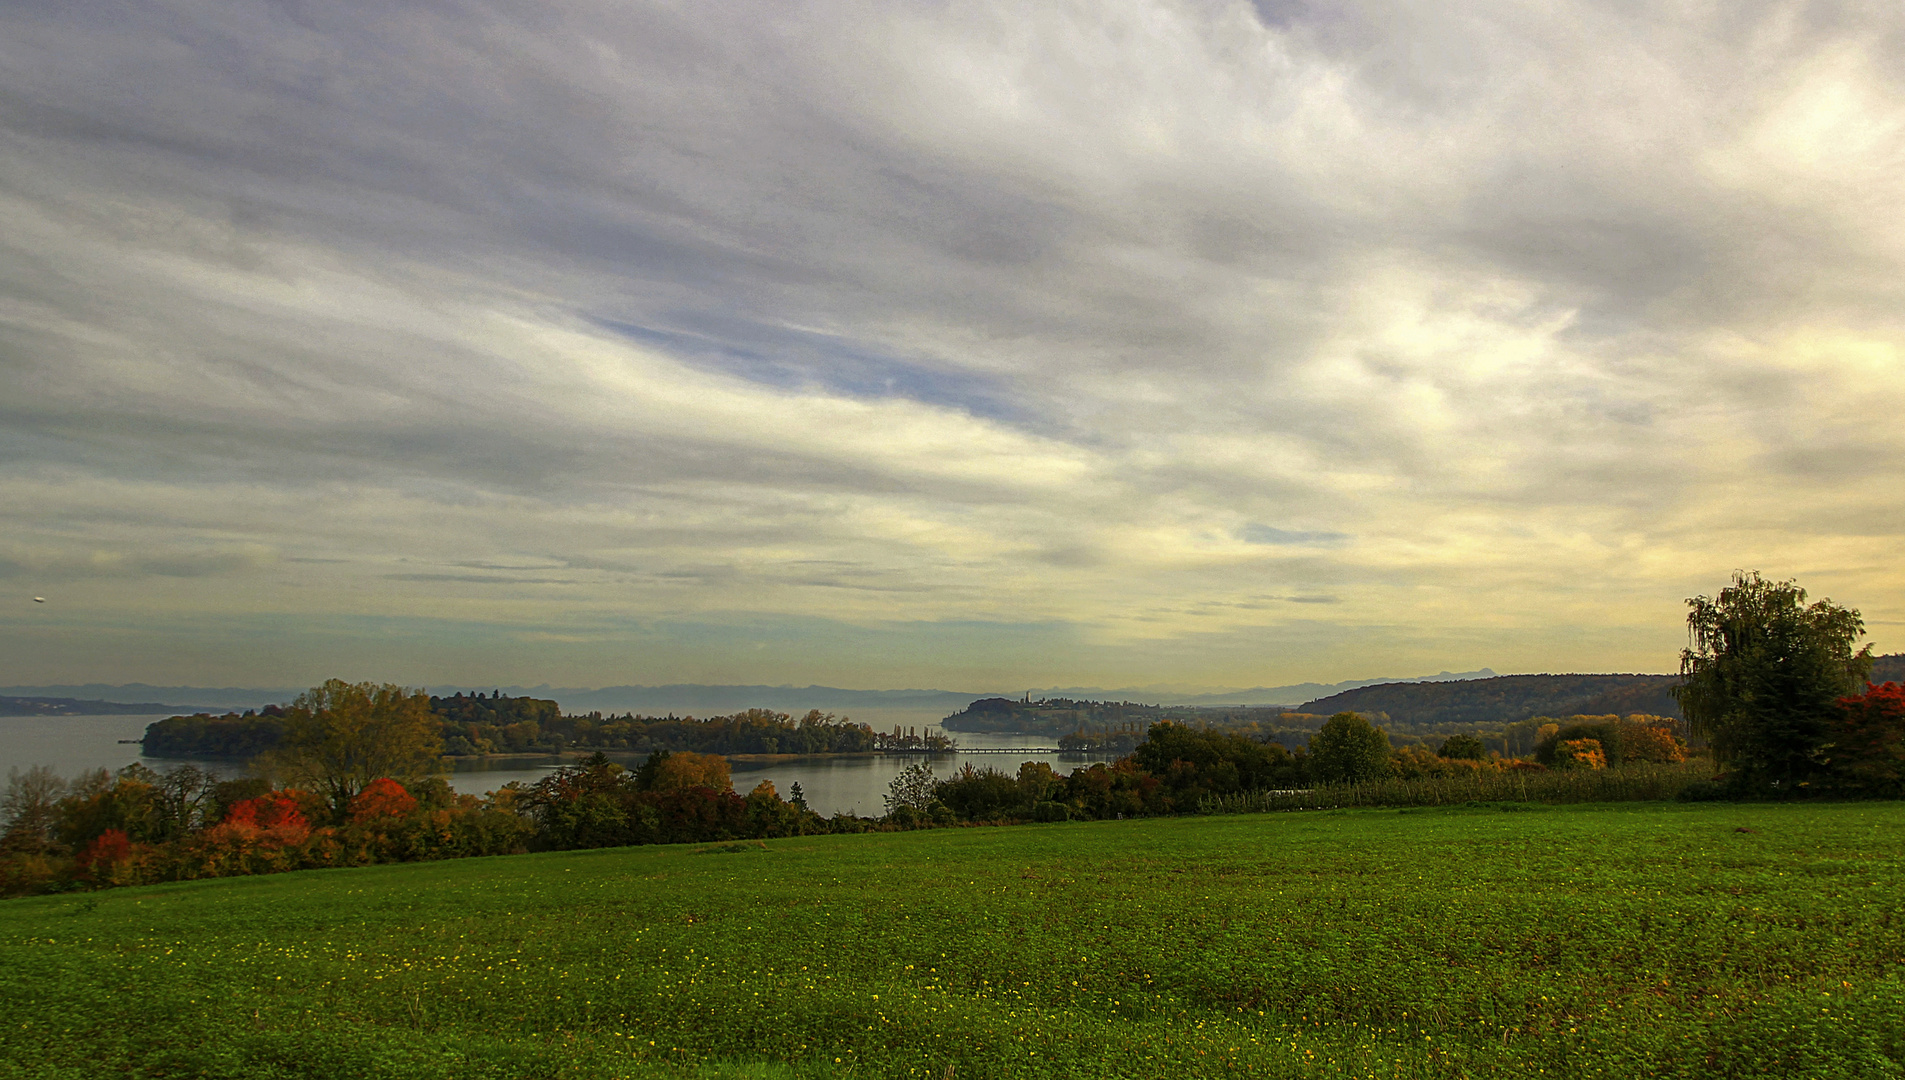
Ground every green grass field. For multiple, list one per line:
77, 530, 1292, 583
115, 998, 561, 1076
4, 802, 1903, 1079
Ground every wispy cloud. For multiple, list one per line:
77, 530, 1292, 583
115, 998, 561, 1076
1239, 525, 1351, 547
1, 0, 1901, 687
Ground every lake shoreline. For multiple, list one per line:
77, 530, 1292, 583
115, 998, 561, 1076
441, 748, 963, 768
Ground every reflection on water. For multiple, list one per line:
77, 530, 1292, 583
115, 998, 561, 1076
723, 749, 1119, 817
432, 718, 1121, 816
2, 715, 1121, 819
0, 714, 247, 781
439, 740, 1122, 816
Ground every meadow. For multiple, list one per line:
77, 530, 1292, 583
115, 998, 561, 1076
3, 801, 1902, 1079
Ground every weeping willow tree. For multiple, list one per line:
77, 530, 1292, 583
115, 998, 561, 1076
1673, 572, 1871, 787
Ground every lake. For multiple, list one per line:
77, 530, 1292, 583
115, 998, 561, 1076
0, 713, 1119, 818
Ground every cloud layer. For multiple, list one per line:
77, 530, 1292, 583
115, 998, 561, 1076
3, 0, 1901, 688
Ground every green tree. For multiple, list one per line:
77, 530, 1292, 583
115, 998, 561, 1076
1673, 571, 1872, 788
1439, 734, 1487, 760
269, 680, 444, 820
884, 763, 938, 819
1132, 721, 1295, 806
935, 764, 1021, 821
1307, 712, 1392, 783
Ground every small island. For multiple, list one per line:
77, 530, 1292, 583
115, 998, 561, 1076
138, 691, 954, 763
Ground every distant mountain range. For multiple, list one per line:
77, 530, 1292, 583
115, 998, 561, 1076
0, 668, 1502, 715
0, 684, 303, 713
6, 657, 1897, 721
0, 694, 207, 717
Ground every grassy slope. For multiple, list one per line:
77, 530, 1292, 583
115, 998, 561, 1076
3, 803, 1903, 1080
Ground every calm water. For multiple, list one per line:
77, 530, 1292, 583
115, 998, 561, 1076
0, 714, 1117, 818
0, 714, 237, 781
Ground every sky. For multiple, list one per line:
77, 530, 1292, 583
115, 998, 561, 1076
2, 0, 1902, 693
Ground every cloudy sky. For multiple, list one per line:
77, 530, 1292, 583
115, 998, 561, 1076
3, 0, 1901, 692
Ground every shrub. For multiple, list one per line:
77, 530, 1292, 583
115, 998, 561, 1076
348, 778, 419, 822
1017, 762, 1061, 805
0, 852, 65, 897
74, 829, 135, 883
1391, 745, 1497, 779
1439, 734, 1488, 760
1133, 722, 1297, 804
1536, 717, 1618, 765
884, 763, 939, 817
225, 791, 310, 832
1390, 745, 1444, 779
1531, 715, 1684, 766
178, 817, 312, 879
1620, 722, 1688, 764
1059, 758, 1160, 819
639, 751, 731, 793
1822, 682, 1905, 796
1553, 739, 1608, 771
935, 765, 1024, 821
1207, 760, 1703, 812
207, 776, 271, 823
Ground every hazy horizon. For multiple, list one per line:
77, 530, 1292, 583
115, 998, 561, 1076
2, 664, 1514, 712
4, 1, 1900, 690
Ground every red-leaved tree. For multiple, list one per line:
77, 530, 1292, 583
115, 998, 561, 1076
225, 792, 310, 832
75, 829, 133, 882
1825, 682, 1905, 795
348, 778, 418, 823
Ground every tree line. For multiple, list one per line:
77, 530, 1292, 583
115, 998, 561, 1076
141, 696, 952, 760
0, 681, 857, 896
6, 571, 1901, 897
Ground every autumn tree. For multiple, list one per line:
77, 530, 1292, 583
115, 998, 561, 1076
633, 750, 731, 792
1307, 712, 1392, 784
1822, 682, 1905, 796
1673, 572, 1871, 788
268, 680, 443, 820
0, 766, 67, 854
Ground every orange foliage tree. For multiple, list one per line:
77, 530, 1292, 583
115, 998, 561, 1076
1619, 722, 1687, 764
224, 791, 309, 832
348, 778, 419, 822
638, 750, 732, 792
1553, 739, 1608, 770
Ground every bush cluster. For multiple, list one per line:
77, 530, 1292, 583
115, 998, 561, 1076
0, 749, 867, 897
1529, 714, 1687, 768
877, 714, 1694, 826
1684, 681, 1905, 799
28, 685, 1903, 897
0, 764, 531, 896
